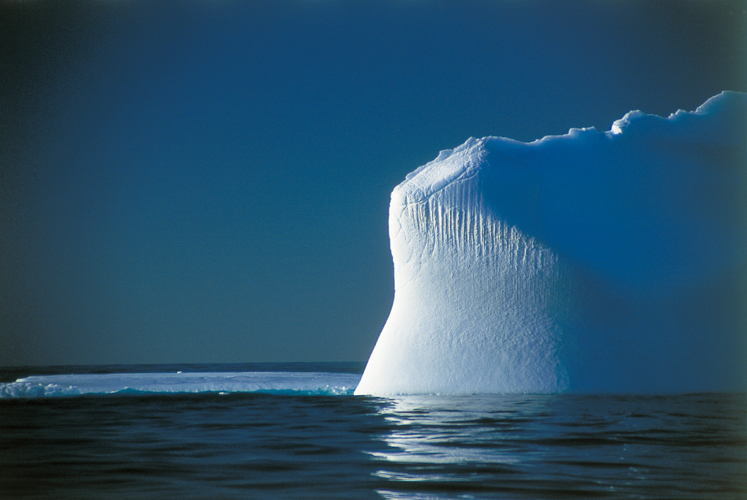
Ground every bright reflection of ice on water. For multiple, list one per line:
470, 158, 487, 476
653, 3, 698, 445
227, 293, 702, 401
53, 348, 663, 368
363, 394, 742, 500
369, 394, 553, 492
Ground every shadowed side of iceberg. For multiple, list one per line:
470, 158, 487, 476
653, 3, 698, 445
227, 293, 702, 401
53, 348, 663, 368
356, 91, 747, 396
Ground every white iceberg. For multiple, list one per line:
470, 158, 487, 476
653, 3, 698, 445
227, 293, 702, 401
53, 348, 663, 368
356, 91, 747, 395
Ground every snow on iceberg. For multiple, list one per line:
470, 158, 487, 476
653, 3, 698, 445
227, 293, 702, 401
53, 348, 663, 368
356, 91, 747, 396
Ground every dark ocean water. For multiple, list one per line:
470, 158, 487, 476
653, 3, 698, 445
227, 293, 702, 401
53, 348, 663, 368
1, 364, 746, 500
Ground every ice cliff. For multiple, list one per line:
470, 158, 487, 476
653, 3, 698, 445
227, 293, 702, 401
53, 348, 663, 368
356, 91, 747, 395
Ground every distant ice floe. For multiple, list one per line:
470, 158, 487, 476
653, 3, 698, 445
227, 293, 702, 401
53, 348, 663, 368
0, 372, 361, 398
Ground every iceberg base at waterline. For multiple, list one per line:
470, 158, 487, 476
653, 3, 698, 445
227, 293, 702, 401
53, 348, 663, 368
356, 91, 747, 396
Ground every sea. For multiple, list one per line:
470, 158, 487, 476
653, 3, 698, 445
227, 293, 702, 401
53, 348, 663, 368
1, 363, 745, 500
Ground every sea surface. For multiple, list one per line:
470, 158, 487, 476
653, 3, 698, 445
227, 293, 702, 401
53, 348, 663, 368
1, 363, 745, 500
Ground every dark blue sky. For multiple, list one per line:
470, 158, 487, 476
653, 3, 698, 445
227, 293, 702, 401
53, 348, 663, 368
2, 0, 745, 366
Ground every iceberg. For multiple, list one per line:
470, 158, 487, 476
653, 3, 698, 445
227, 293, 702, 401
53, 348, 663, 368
356, 91, 747, 395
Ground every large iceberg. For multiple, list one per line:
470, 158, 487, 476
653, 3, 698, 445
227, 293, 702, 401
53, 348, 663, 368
356, 91, 747, 395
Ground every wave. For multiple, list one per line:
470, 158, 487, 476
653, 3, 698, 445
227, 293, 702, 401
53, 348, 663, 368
0, 371, 361, 398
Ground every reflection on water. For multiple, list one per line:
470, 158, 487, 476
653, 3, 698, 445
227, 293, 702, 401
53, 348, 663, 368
371, 395, 547, 466
368, 394, 747, 500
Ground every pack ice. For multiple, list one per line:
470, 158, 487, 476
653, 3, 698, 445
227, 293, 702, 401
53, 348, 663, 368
356, 91, 747, 395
